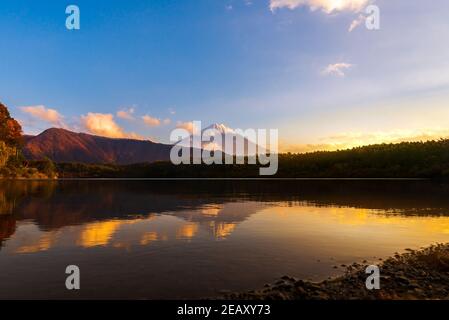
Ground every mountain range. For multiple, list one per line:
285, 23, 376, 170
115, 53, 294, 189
23, 128, 172, 164
22, 124, 266, 165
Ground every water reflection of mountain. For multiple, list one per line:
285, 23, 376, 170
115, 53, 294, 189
1, 180, 449, 247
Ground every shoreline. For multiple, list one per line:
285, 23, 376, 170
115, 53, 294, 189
0, 177, 432, 181
223, 243, 449, 300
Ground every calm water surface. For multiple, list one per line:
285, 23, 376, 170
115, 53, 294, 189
1, 180, 449, 299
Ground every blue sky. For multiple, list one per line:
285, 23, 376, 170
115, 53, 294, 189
1, 0, 449, 151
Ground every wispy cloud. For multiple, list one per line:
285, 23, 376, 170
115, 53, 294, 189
142, 115, 161, 127
176, 121, 197, 134
270, 0, 370, 13
81, 112, 142, 139
116, 107, 135, 120
280, 128, 449, 153
19, 105, 64, 125
322, 62, 353, 77
348, 14, 365, 32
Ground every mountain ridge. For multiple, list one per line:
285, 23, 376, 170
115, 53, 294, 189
22, 128, 173, 164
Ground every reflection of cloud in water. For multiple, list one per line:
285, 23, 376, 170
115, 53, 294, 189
176, 223, 199, 239
15, 230, 59, 254
3, 202, 449, 257
172, 202, 265, 239
4, 223, 61, 254
4, 180, 449, 255
140, 232, 158, 245
209, 222, 237, 239
78, 220, 124, 248
261, 205, 449, 242
4, 202, 260, 253
4, 180, 449, 247
199, 205, 222, 217
174, 202, 264, 224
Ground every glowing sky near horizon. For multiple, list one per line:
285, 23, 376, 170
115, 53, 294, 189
1, 0, 449, 152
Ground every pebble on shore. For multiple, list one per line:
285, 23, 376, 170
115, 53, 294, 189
223, 243, 449, 300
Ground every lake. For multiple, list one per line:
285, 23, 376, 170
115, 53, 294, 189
1, 180, 449, 299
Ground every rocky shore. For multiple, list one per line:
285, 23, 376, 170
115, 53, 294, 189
224, 243, 449, 300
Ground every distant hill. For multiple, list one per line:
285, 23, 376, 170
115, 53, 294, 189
22, 128, 173, 164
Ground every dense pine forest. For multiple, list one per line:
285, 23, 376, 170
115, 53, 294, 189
57, 139, 449, 179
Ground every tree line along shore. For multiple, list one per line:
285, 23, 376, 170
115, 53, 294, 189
56, 138, 449, 179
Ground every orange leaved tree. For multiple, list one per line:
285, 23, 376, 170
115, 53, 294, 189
0, 102, 23, 147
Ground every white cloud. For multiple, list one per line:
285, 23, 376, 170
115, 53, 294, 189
19, 105, 64, 125
322, 62, 353, 77
176, 121, 197, 134
142, 115, 161, 127
81, 112, 142, 139
348, 14, 365, 32
116, 107, 135, 120
270, 0, 370, 13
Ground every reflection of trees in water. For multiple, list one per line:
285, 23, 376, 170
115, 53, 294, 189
0, 181, 57, 215
0, 190, 15, 215
0, 215, 15, 248
2, 180, 449, 248
0, 181, 57, 247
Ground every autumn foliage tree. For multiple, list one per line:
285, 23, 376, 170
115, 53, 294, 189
0, 102, 57, 178
0, 102, 24, 169
0, 102, 23, 147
